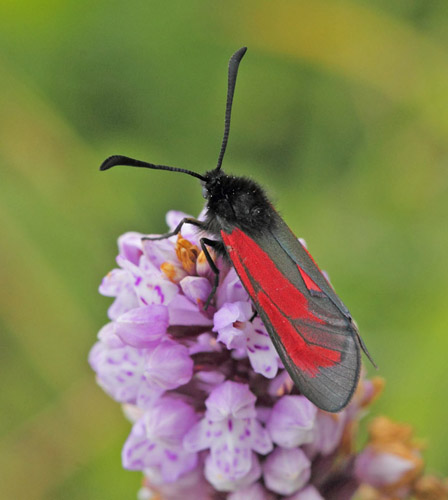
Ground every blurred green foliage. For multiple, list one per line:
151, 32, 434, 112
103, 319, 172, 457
1, 1, 447, 498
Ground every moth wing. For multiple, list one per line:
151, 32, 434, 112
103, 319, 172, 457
221, 217, 361, 412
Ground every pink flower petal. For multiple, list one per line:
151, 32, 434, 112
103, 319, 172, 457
355, 447, 416, 488
166, 210, 201, 245
245, 318, 278, 379
267, 396, 317, 448
118, 232, 144, 265
263, 447, 311, 495
115, 305, 169, 348
304, 411, 346, 457
205, 452, 261, 492
168, 294, 213, 326
144, 340, 193, 391
142, 237, 177, 269
216, 269, 249, 307
180, 276, 212, 305
206, 381, 256, 421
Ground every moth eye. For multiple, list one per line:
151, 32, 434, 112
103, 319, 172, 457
251, 207, 261, 216
202, 186, 208, 199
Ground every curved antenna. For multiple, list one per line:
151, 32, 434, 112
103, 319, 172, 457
216, 46, 247, 171
100, 155, 206, 181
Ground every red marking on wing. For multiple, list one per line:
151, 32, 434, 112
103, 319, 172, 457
258, 291, 340, 376
223, 230, 322, 324
225, 243, 256, 297
222, 228, 341, 376
298, 266, 322, 293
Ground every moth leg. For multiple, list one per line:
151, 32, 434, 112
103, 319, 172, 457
142, 217, 204, 241
249, 310, 258, 322
200, 237, 220, 310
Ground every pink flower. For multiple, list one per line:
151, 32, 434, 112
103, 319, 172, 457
263, 447, 311, 495
89, 330, 192, 408
114, 304, 169, 348
184, 381, 272, 485
213, 272, 279, 378
122, 397, 198, 481
205, 452, 262, 492
304, 410, 346, 457
355, 447, 416, 489
91, 209, 433, 500
267, 395, 317, 448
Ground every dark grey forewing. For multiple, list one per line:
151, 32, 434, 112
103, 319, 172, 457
262, 230, 359, 412
270, 211, 352, 318
223, 215, 362, 412
270, 211, 376, 370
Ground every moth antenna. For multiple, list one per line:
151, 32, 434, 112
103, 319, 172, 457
100, 155, 206, 181
216, 46, 247, 171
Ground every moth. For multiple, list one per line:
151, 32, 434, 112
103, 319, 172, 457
101, 47, 375, 412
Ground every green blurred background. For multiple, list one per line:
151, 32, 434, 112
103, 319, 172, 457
1, 1, 447, 498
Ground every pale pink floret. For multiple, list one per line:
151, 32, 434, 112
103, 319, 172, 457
263, 447, 311, 495
122, 397, 198, 482
355, 447, 416, 489
114, 304, 169, 348
213, 302, 279, 379
267, 395, 317, 448
89, 335, 193, 409
184, 381, 272, 485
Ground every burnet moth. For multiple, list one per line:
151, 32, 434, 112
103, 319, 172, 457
100, 47, 375, 412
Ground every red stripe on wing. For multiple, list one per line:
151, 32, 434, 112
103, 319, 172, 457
223, 229, 322, 323
257, 291, 341, 376
298, 266, 323, 293
222, 228, 341, 376
224, 240, 256, 297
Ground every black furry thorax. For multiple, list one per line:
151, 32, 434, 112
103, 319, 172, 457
201, 169, 276, 237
